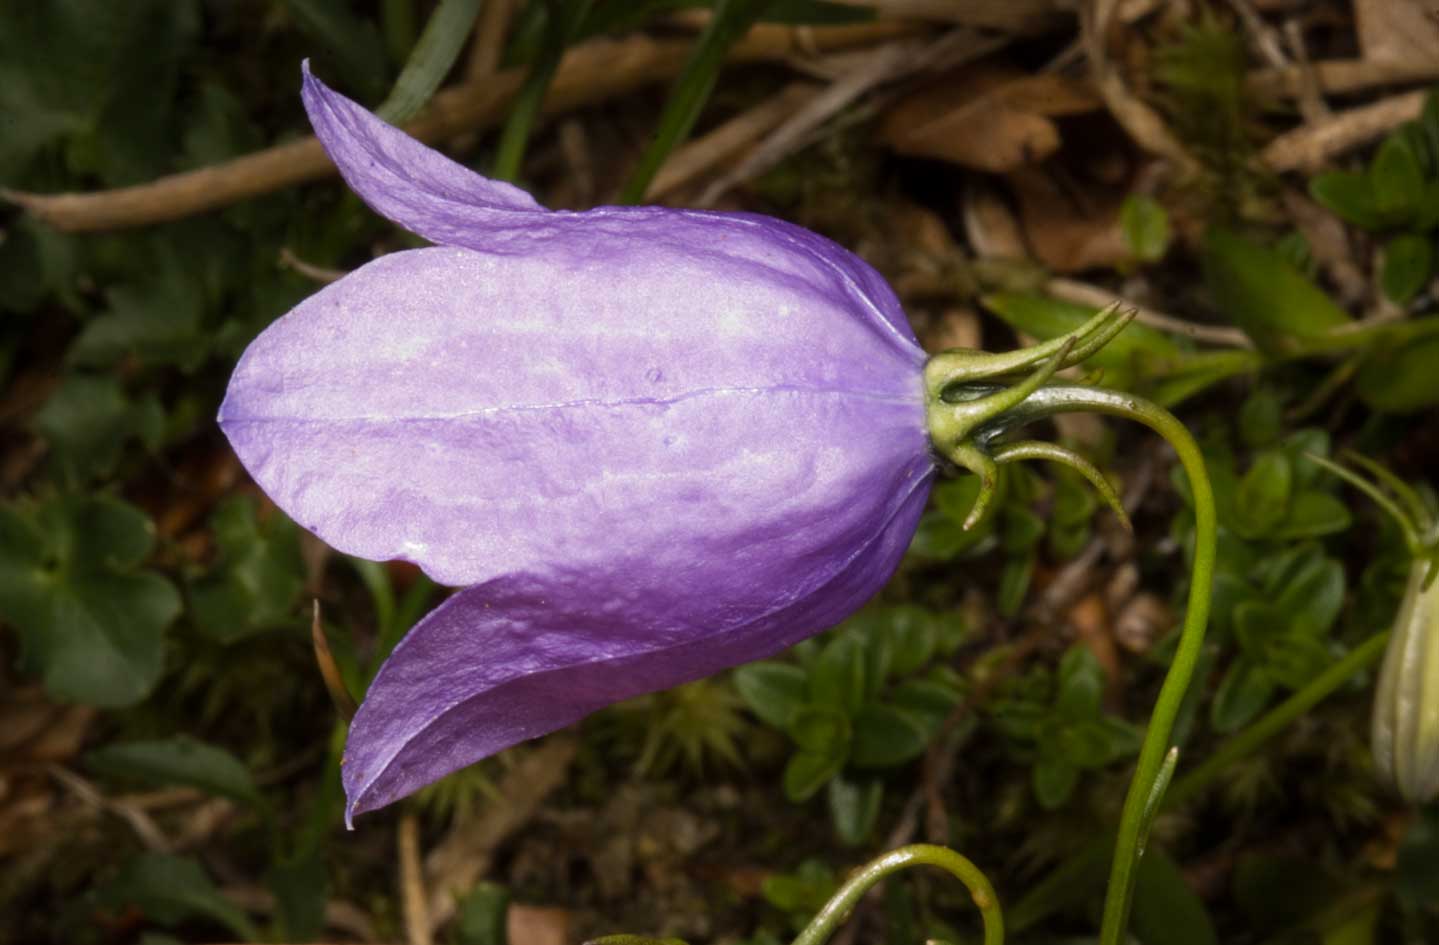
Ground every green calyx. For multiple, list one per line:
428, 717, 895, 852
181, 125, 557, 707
923, 303, 1136, 530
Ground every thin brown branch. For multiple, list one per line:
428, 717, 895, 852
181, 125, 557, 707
1248, 57, 1439, 99
1081, 0, 1201, 176
1046, 278, 1255, 348
646, 82, 820, 201
424, 735, 577, 932
399, 814, 432, 945
1261, 88, 1427, 172
5, 21, 924, 234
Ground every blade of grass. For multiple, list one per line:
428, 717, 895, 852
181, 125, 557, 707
618, 0, 777, 204
491, 0, 594, 181
378, 0, 486, 123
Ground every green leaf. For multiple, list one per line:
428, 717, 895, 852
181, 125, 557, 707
1274, 553, 1344, 635
997, 548, 1036, 619
885, 606, 939, 677
1356, 334, 1439, 413
100, 853, 259, 940
1272, 490, 1352, 540
1234, 601, 1286, 654
268, 854, 329, 943
786, 704, 851, 757
827, 774, 883, 847
1002, 504, 1045, 554
1211, 660, 1275, 732
783, 750, 844, 802
849, 703, 929, 768
809, 634, 866, 713
1131, 846, 1218, 945
188, 496, 305, 643
86, 735, 261, 806
1309, 171, 1384, 230
1371, 135, 1426, 222
70, 259, 210, 370
1234, 449, 1292, 538
1053, 720, 1114, 769
1121, 194, 1172, 262
1055, 646, 1105, 719
734, 662, 807, 729
905, 509, 971, 560
1033, 754, 1079, 809
0, 0, 200, 184
1203, 228, 1352, 351
888, 678, 963, 733
452, 882, 511, 945
0, 496, 178, 707
1380, 233, 1434, 304
1238, 388, 1283, 449
32, 374, 164, 484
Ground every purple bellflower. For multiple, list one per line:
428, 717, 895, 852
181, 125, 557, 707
220, 67, 940, 822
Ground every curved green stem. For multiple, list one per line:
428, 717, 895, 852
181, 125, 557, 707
1009, 629, 1391, 932
791, 844, 1003, 945
975, 384, 1216, 945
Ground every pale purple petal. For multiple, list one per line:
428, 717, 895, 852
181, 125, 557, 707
220, 247, 931, 588
300, 61, 542, 240
301, 67, 921, 349
342, 471, 930, 820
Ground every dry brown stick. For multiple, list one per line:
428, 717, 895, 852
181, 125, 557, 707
47, 765, 173, 853
279, 247, 346, 284
1248, 57, 1439, 99
646, 81, 821, 200
698, 28, 999, 206
1226, 0, 1289, 69
1081, 0, 1201, 176
1261, 88, 1427, 172
423, 735, 577, 933
466, 0, 513, 82
4, 22, 923, 234
1280, 18, 1331, 126
222, 884, 379, 942
1045, 277, 1255, 348
399, 813, 433, 945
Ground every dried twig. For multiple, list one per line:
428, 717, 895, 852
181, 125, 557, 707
47, 765, 172, 853
279, 248, 346, 284
1226, 0, 1289, 69
465, 0, 513, 82
424, 735, 577, 932
698, 29, 1000, 205
1046, 278, 1255, 348
399, 814, 433, 945
1261, 88, 1427, 172
311, 601, 358, 722
1081, 0, 1201, 176
1247, 57, 1439, 99
647, 82, 820, 200
221, 884, 379, 942
5, 22, 923, 233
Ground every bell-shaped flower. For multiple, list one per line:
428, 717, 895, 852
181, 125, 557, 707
219, 67, 938, 821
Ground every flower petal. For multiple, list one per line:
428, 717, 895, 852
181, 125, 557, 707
300, 66, 920, 349
342, 472, 929, 820
300, 61, 543, 241
220, 247, 931, 588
